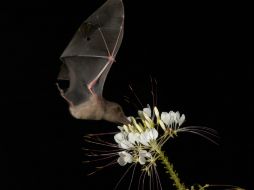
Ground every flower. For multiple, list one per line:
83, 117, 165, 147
84, 105, 218, 190
139, 128, 158, 146
161, 111, 185, 128
85, 106, 217, 169
114, 125, 158, 165
117, 151, 133, 166
114, 106, 183, 169
113, 106, 218, 168
138, 150, 152, 165
114, 132, 134, 149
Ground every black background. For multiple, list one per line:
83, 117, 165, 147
1, 0, 252, 189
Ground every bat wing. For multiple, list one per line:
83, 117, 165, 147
58, 0, 124, 106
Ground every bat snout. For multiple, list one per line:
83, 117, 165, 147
117, 115, 130, 125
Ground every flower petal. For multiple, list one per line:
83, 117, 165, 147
138, 155, 146, 165
175, 111, 180, 121
117, 157, 126, 166
138, 150, 151, 165
118, 151, 129, 166
139, 132, 149, 146
161, 112, 170, 126
114, 133, 125, 144
139, 150, 147, 156
123, 152, 133, 163
120, 140, 133, 149
128, 132, 139, 144
143, 105, 151, 118
150, 128, 158, 140
145, 152, 152, 158
118, 151, 133, 165
144, 129, 152, 141
179, 114, 185, 126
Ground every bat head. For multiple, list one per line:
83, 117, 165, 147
103, 101, 130, 125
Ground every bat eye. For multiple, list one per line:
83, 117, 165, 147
86, 37, 91, 41
115, 106, 121, 112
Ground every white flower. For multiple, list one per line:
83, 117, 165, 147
117, 151, 133, 166
83, 103, 219, 190
119, 140, 134, 149
161, 112, 171, 126
113, 107, 196, 168
84, 104, 218, 190
128, 132, 140, 144
161, 111, 185, 127
114, 132, 134, 149
139, 128, 158, 146
138, 150, 152, 165
178, 113, 185, 126
84, 103, 218, 189
114, 123, 159, 166
149, 128, 158, 140
114, 132, 126, 143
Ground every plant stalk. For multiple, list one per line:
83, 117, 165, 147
156, 148, 186, 190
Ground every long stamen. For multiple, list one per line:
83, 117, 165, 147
129, 84, 144, 108
87, 160, 117, 176
128, 164, 137, 190
83, 154, 117, 163
153, 165, 163, 190
114, 163, 135, 190
177, 128, 219, 145
138, 169, 145, 190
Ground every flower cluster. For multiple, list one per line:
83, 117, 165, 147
84, 105, 218, 190
114, 105, 186, 166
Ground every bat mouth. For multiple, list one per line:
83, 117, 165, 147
118, 115, 131, 125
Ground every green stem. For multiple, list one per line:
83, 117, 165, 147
156, 148, 186, 190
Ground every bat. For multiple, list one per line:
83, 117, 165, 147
57, 0, 129, 124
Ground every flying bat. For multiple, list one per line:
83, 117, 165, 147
57, 0, 129, 124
